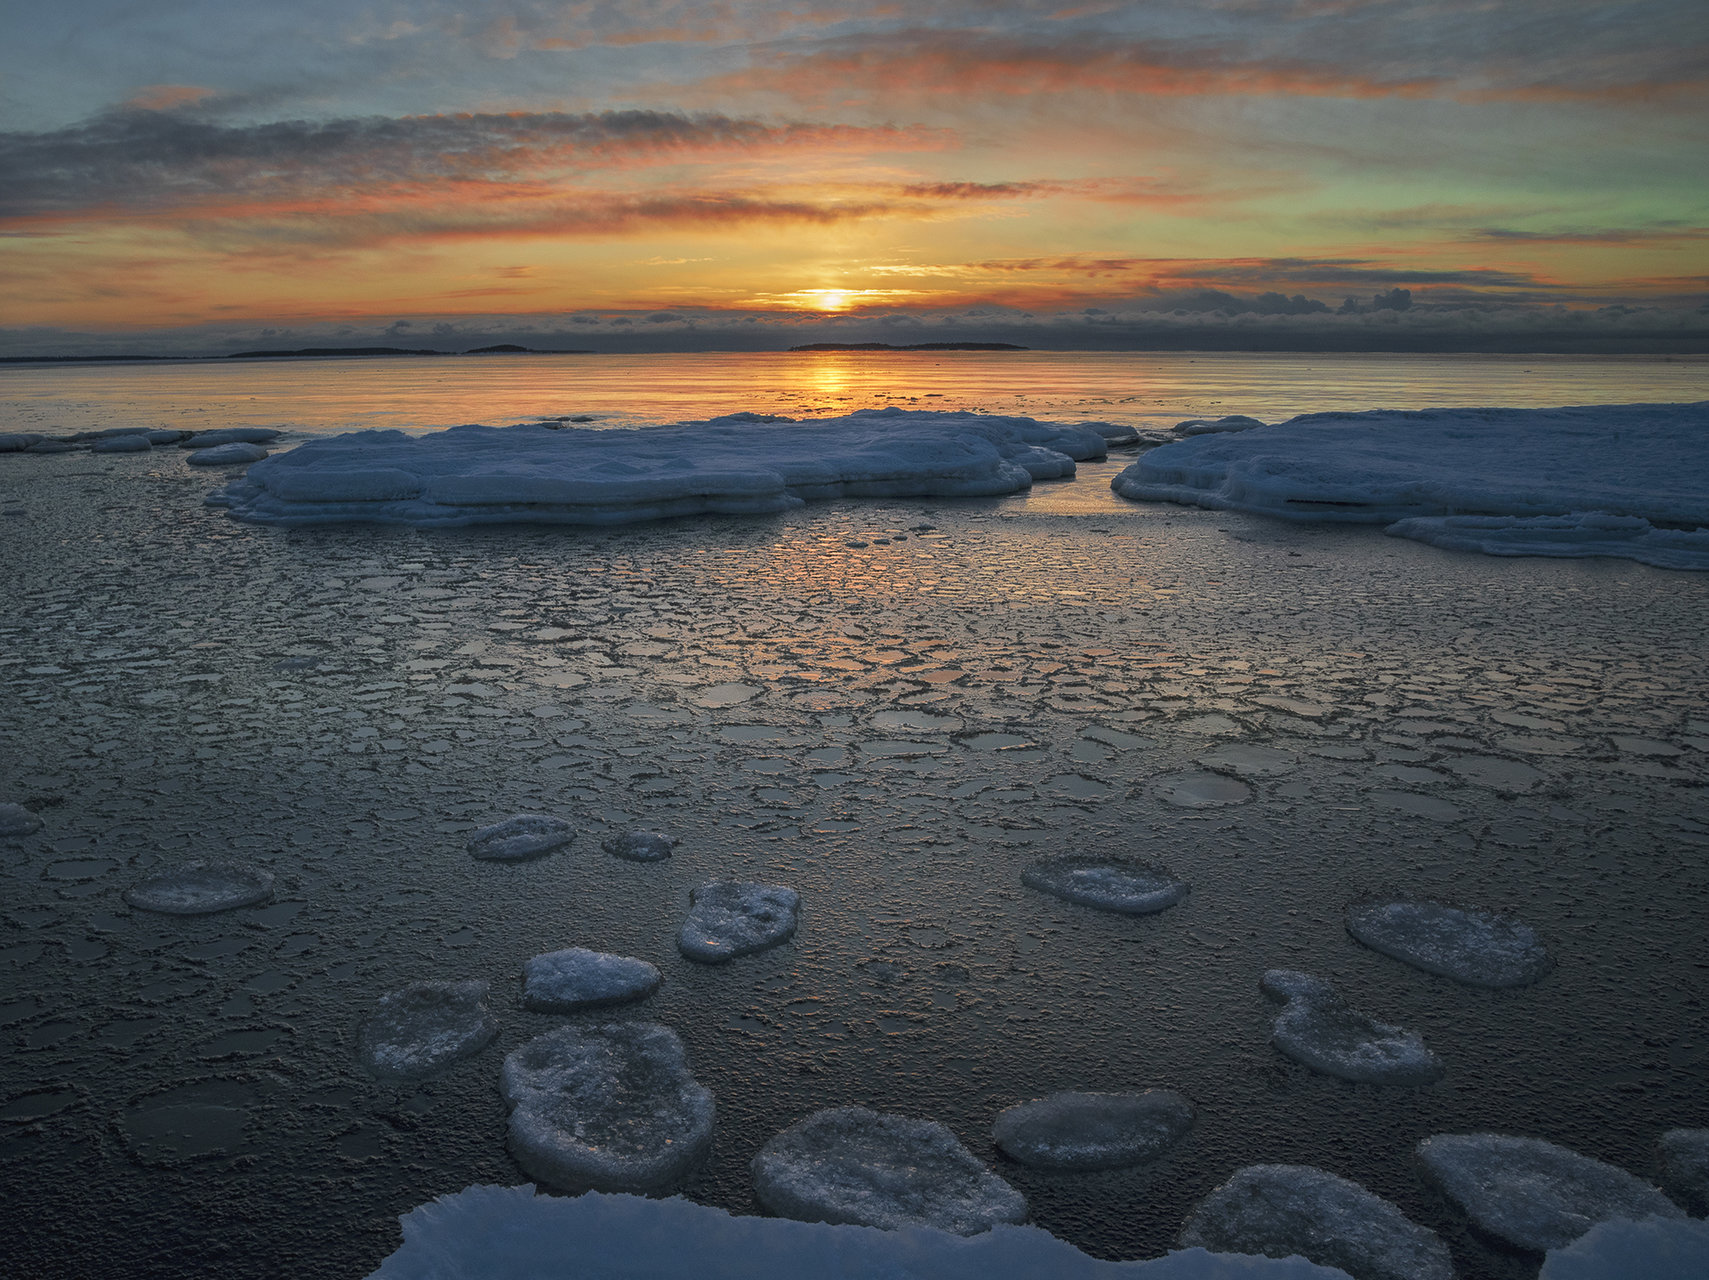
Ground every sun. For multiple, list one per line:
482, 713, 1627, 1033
806, 289, 853, 312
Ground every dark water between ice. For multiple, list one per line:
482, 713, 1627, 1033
2, 355, 1708, 1279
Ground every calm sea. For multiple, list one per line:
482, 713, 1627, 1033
4, 350, 1707, 438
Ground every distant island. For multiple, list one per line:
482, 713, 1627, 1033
787, 342, 1030, 352
224, 345, 591, 359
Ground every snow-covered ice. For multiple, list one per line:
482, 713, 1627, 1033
677, 881, 800, 963
521, 948, 661, 1012
500, 1022, 714, 1192
1112, 402, 1709, 569
752, 1107, 1026, 1235
369, 1184, 1359, 1279
122, 860, 274, 914
1538, 1214, 1709, 1280
0, 802, 43, 837
180, 427, 282, 447
204, 410, 1116, 527
992, 1090, 1194, 1170
1346, 901, 1552, 988
1175, 416, 1267, 436
358, 980, 498, 1080
1020, 856, 1188, 915
1416, 1132, 1684, 1252
187, 442, 270, 465
1658, 1128, 1709, 1216
0, 433, 42, 452
600, 830, 676, 862
466, 815, 575, 860
1260, 970, 1442, 1085
1180, 1164, 1454, 1280
91, 434, 152, 453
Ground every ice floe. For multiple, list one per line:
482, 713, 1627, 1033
91, 434, 152, 453
0, 802, 43, 837
1020, 856, 1188, 915
1539, 1214, 1709, 1280
1260, 970, 1442, 1085
358, 980, 498, 1080
992, 1090, 1194, 1170
1155, 771, 1254, 808
1175, 416, 1267, 436
752, 1107, 1026, 1235
204, 410, 1117, 527
521, 948, 661, 1012
181, 427, 282, 448
467, 815, 575, 860
1180, 1164, 1454, 1280
1658, 1128, 1709, 1216
599, 830, 676, 862
1416, 1132, 1684, 1252
500, 1022, 714, 1191
370, 1183, 1360, 1279
1112, 402, 1709, 569
187, 442, 269, 465
1346, 901, 1552, 988
677, 881, 799, 963
123, 860, 274, 915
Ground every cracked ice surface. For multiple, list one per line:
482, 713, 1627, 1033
3, 445, 1708, 1279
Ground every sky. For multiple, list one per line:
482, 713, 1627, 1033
1, 0, 1706, 355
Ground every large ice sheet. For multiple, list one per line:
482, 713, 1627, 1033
369, 1184, 1358, 1278
1538, 1214, 1709, 1280
1111, 402, 1709, 569
207, 410, 1113, 527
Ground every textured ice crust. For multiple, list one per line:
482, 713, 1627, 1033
753, 1107, 1026, 1235
1180, 1164, 1454, 1280
678, 881, 800, 963
500, 1022, 714, 1192
358, 980, 499, 1079
1020, 856, 1188, 915
187, 441, 269, 465
123, 860, 274, 914
521, 948, 661, 1012
0, 802, 44, 837
1260, 970, 1442, 1085
1111, 402, 1709, 569
1416, 1132, 1684, 1252
206, 410, 1116, 527
1346, 901, 1552, 988
600, 830, 676, 862
992, 1090, 1194, 1170
467, 815, 575, 860
370, 1184, 1360, 1279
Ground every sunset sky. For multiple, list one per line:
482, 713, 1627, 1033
2, 1, 1706, 354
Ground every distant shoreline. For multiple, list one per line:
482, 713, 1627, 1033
786, 342, 1030, 352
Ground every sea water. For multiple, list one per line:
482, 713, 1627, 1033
1, 351, 1707, 1280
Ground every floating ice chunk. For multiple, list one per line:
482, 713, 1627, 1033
1539, 1214, 1709, 1280
1021, 856, 1188, 915
992, 1090, 1194, 1170
1156, 771, 1253, 808
91, 434, 151, 453
1084, 422, 1141, 447
1345, 902, 1552, 988
521, 948, 661, 1012
1174, 416, 1267, 436
180, 427, 283, 447
205, 411, 1112, 528
1113, 402, 1709, 570
1387, 512, 1709, 572
371, 1183, 1361, 1280
500, 1022, 714, 1192
1197, 745, 1296, 778
1416, 1133, 1684, 1252
467, 815, 575, 861
1658, 1128, 1709, 1215
0, 803, 44, 837
600, 830, 676, 862
188, 442, 269, 465
677, 881, 799, 963
753, 1107, 1026, 1235
0, 433, 44, 452
1260, 970, 1442, 1085
1181, 1164, 1454, 1280
124, 861, 274, 914
359, 980, 498, 1079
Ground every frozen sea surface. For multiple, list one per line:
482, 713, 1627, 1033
1, 428, 1707, 1279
